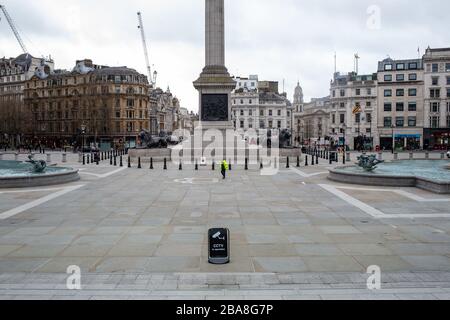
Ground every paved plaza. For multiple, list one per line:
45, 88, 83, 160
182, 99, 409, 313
0, 152, 450, 299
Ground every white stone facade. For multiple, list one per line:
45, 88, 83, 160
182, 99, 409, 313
231, 76, 292, 135
377, 58, 425, 151
330, 72, 378, 150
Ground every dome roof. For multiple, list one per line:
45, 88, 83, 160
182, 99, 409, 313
12, 53, 33, 70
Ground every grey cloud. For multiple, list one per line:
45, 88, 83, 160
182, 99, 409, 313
1, 0, 449, 110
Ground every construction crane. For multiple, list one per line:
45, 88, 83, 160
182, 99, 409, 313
137, 11, 156, 87
0, 4, 28, 54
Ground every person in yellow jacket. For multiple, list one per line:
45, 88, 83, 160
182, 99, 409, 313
221, 160, 229, 180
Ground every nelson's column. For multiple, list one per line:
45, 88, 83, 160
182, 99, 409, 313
193, 0, 236, 131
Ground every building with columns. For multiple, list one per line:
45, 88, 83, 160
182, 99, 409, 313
423, 47, 450, 150
330, 72, 378, 150
294, 96, 331, 146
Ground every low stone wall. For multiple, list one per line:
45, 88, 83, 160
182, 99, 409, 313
328, 166, 450, 194
128, 149, 171, 162
416, 178, 450, 194
0, 169, 80, 188
129, 148, 302, 163
328, 169, 416, 187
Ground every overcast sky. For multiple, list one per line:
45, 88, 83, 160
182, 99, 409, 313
1, 0, 449, 111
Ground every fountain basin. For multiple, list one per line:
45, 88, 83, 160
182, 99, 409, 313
0, 160, 80, 188
329, 160, 450, 194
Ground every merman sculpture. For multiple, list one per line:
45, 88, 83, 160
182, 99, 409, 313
26, 155, 47, 173
357, 154, 384, 172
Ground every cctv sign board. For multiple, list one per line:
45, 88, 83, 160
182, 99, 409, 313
208, 228, 230, 265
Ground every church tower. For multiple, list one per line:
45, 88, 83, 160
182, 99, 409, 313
293, 81, 304, 113
293, 81, 304, 104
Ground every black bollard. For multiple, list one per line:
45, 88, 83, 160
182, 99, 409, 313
101, 152, 104, 161
195, 160, 198, 171
179, 162, 182, 170
138, 157, 141, 169
329, 153, 332, 165
297, 156, 300, 167
212, 161, 215, 171
164, 158, 167, 170
245, 158, 248, 170
316, 155, 319, 165
260, 162, 263, 169
96, 158, 99, 165
311, 155, 314, 166
150, 158, 154, 170
91, 153, 93, 163
343, 153, 346, 165
228, 160, 232, 171
120, 156, 123, 167
286, 157, 290, 169
305, 155, 308, 166
83, 154, 85, 165
114, 156, 117, 166
110, 156, 113, 166
128, 156, 131, 168
87, 155, 90, 164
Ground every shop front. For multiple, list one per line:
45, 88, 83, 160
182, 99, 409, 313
394, 133, 421, 151
424, 129, 450, 151
378, 130, 422, 151
354, 136, 374, 151
379, 136, 393, 151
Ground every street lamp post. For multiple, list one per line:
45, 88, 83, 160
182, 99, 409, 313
391, 124, 395, 154
81, 124, 86, 153
341, 124, 347, 152
340, 123, 347, 164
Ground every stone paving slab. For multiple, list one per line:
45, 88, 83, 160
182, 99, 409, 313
1, 153, 450, 299
1, 272, 450, 300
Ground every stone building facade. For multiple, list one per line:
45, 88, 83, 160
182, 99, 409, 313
23, 59, 150, 149
294, 96, 330, 146
149, 87, 181, 135
0, 54, 54, 147
330, 72, 378, 150
423, 47, 450, 150
231, 75, 293, 137
377, 58, 424, 151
